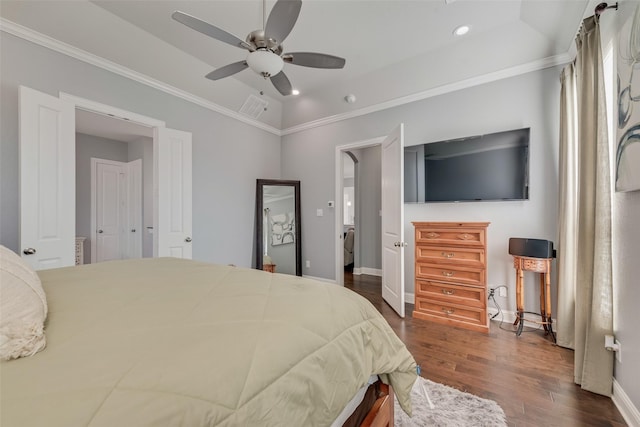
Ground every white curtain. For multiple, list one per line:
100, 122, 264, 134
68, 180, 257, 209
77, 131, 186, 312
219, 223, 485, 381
556, 16, 614, 397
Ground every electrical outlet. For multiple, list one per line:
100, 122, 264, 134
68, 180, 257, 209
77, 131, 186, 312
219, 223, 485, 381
499, 287, 507, 297
305, 260, 310, 268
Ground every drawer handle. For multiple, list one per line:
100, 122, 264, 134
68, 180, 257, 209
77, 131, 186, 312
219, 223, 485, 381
441, 289, 454, 295
459, 233, 470, 240
442, 308, 455, 315
426, 232, 440, 239
442, 271, 455, 277
441, 252, 455, 258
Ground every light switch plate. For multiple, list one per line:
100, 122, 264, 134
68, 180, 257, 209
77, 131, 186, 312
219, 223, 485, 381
316, 209, 323, 217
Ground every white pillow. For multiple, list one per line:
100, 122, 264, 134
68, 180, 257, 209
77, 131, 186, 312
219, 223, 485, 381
0, 245, 48, 360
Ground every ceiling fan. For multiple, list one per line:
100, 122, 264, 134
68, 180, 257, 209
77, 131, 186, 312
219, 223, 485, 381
172, 0, 346, 96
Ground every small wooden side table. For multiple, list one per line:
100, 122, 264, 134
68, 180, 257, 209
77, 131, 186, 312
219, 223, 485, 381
263, 263, 276, 273
512, 256, 555, 341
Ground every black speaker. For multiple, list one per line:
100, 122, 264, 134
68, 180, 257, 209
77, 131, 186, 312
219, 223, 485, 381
508, 238, 555, 258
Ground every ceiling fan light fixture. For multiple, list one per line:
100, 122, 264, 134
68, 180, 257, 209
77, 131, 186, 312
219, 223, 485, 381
246, 49, 284, 77
291, 89, 300, 95
453, 25, 470, 36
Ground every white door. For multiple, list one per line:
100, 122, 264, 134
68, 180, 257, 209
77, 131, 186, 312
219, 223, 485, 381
154, 127, 193, 259
92, 159, 143, 263
381, 124, 405, 317
95, 161, 125, 262
19, 86, 75, 270
127, 159, 143, 259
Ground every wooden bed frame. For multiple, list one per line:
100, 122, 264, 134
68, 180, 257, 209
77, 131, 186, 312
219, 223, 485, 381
343, 380, 394, 427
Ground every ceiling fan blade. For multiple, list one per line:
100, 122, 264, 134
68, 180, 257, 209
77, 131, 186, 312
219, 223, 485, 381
283, 52, 346, 69
265, 0, 302, 44
270, 71, 293, 96
172, 11, 252, 50
205, 61, 249, 80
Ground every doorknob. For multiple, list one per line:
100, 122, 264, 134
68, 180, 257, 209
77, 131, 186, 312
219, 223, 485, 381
185, 237, 192, 243
23, 248, 36, 255
97, 229, 104, 234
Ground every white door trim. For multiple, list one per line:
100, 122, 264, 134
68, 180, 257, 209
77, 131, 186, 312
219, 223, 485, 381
334, 136, 385, 286
64, 93, 191, 259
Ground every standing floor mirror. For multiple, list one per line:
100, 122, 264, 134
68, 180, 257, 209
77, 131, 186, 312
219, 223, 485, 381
255, 179, 301, 276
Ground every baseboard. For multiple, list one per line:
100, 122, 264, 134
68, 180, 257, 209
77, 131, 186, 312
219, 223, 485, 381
303, 274, 336, 284
612, 377, 640, 427
405, 293, 415, 305
487, 307, 557, 331
488, 307, 518, 324
353, 267, 382, 277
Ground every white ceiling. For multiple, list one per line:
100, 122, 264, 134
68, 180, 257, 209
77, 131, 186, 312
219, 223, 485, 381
0, 0, 598, 130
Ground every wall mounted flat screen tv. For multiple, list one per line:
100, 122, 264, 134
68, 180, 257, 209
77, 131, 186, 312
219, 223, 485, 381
404, 127, 530, 203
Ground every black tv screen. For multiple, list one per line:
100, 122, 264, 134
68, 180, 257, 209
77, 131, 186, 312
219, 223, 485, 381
404, 128, 530, 203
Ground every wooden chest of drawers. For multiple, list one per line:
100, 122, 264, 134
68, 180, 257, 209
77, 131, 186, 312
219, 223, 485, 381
412, 222, 490, 333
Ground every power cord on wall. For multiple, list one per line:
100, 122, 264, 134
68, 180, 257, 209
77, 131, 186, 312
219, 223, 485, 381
487, 286, 506, 320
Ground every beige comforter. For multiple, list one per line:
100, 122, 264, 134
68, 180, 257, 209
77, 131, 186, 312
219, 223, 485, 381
1, 258, 416, 426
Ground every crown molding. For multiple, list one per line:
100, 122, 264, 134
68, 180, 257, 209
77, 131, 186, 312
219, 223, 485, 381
281, 53, 572, 136
0, 18, 282, 136
2, 17, 573, 138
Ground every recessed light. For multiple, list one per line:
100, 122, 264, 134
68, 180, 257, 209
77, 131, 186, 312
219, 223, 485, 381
453, 25, 470, 36
291, 89, 300, 96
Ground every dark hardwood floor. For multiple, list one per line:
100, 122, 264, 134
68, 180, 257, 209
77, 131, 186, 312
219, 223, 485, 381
344, 272, 627, 427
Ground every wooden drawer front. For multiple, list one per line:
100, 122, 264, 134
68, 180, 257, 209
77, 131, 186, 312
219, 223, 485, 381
415, 297, 486, 325
415, 264, 484, 286
415, 280, 485, 308
415, 227, 485, 247
415, 246, 484, 267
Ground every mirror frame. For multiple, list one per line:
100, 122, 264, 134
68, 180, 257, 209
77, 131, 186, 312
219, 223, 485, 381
255, 179, 302, 276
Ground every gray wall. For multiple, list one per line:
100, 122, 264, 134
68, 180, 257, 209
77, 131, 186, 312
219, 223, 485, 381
75, 133, 130, 262
282, 67, 561, 317
0, 32, 280, 267
351, 146, 381, 272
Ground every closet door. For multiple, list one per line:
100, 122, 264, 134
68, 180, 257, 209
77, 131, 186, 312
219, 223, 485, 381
154, 127, 193, 259
19, 86, 75, 270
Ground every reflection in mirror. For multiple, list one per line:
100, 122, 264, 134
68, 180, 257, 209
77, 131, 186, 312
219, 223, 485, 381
255, 179, 301, 276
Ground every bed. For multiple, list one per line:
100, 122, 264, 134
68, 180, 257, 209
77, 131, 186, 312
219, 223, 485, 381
0, 256, 417, 426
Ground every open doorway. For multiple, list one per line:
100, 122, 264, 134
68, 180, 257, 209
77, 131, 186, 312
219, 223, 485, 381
334, 136, 385, 287
335, 125, 406, 317
75, 109, 153, 264
19, 86, 193, 270
342, 152, 357, 274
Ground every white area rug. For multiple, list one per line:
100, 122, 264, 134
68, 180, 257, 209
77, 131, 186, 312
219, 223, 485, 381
394, 376, 507, 427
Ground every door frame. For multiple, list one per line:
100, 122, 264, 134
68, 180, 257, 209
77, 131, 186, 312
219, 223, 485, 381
334, 136, 385, 286
20, 87, 192, 268
60, 93, 167, 260
90, 158, 143, 263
